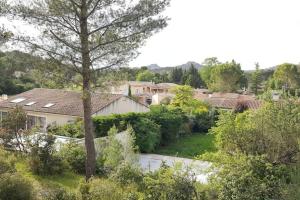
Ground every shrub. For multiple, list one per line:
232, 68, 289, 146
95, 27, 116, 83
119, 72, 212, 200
211, 154, 287, 200
149, 106, 186, 145
29, 134, 67, 175
0, 173, 33, 200
48, 119, 84, 138
59, 142, 86, 174
132, 118, 161, 153
41, 186, 78, 200
110, 163, 143, 185
80, 178, 140, 200
142, 166, 199, 200
0, 148, 16, 174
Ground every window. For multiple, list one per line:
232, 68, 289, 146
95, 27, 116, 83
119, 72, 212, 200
25, 102, 36, 106
26, 115, 46, 132
10, 98, 26, 103
43, 103, 55, 108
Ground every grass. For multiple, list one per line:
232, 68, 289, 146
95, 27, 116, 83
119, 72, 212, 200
15, 158, 84, 191
155, 133, 217, 159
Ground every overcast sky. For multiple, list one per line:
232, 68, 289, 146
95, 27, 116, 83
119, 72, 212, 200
130, 0, 300, 70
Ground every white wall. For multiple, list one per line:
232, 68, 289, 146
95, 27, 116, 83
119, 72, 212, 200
93, 96, 149, 116
0, 108, 77, 129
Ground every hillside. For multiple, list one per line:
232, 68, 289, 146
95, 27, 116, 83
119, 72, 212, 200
146, 61, 203, 73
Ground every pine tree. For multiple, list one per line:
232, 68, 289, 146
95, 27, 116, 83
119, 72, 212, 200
250, 63, 262, 95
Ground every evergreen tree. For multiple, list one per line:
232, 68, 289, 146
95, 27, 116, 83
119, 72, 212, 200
250, 63, 262, 95
169, 67, 183, 84
184, 64, 203, 88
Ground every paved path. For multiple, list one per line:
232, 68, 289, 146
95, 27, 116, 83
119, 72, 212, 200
139, 154, 212, 183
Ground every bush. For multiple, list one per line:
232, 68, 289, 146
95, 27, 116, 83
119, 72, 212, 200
29, 134, 67, 175
110, 163, 143, 185
149, 106, 186, 145
0, 148, 16, 174
142, 166, 199, 200
93, 112, 147, 137
41, 186, 78, 200
0, 173, 33, 200
59, 142, 86, 174
132, 118, 161, 153
48, 119, 84, 138
211, 155, 287, 200
80, 178, 140, 200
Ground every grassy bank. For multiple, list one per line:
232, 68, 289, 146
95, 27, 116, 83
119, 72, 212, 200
155, 133, 216, 159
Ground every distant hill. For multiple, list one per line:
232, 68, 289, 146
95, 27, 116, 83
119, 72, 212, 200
146, 61, 202, 73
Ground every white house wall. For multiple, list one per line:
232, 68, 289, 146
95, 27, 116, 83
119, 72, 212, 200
0, 108, 78, 127
93, 97, 149, 116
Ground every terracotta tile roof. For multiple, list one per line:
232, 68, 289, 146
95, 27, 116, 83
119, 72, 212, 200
193, 92, 262, 109
0, 88, 124, 117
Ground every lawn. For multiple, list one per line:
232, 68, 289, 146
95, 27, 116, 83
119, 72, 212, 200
155, 133, 216, 159
15, 158, 84, 191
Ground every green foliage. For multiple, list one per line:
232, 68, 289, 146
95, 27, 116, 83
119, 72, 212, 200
212, 100, 300, 164
0, 173, 33, 200
136, 70, 155, 82
250, 63, 262, 95
110, 162, 143, 185
149, 105, 186, 145
273, 63, 300, 90
211, 154, 287, 200
29, 134, 67, 175
171, 85, 194, 108
184, 64, 203, 88
142, 166, 199, 200
0, 106, 30, 151
42, 186, 78, 200
59, 142, 86, 174
204, 60, 244, 92
103, 126, 124, 170
156, 133, 216, 158
132, 118, 161, 153
80, 178, 141, 200
0, 148, 16, 174
48, 119, 84, 138
169, 67, 183, 84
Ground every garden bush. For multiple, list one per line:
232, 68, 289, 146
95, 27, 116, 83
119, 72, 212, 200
80, 178, 141, 200
148, 106, 187, 145
142, 166, 199, 200
110, 162, 143, 185
0, 173, 33, 200
132, 118, 161, 153
29, 134, 68, 175
47, 119, 84, 138
41, 186, 79, 200
59, 142, 86, 174
0, 148, 16, 174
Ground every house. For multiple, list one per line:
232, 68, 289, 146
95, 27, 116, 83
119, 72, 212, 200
0, 88, 149, 132
194, 91, 262, 110
111, 81, 178, 105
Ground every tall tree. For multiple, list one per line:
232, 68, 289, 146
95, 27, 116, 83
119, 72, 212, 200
210, 60, 243, 92
8, 0, 170, 180
250, 63, 262, 95
136, 70, 155, 82
169, 67, 183, 84
199, 57, 220, 88
273, 63, 300, 91
184, 64, 203, 88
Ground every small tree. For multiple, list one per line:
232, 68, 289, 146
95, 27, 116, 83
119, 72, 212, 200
0, 106, 29, 152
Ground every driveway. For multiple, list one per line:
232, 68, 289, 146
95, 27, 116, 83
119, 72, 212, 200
139, 154, 212, 183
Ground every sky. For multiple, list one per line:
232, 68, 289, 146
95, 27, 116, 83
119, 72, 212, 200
130, 0, 300, 70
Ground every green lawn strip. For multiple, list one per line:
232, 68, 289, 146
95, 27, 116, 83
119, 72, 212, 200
155, 133, 216, 159
15, 158, 84, 191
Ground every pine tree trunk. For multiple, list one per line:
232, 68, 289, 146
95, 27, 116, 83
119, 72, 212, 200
80, 0, 96, 181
